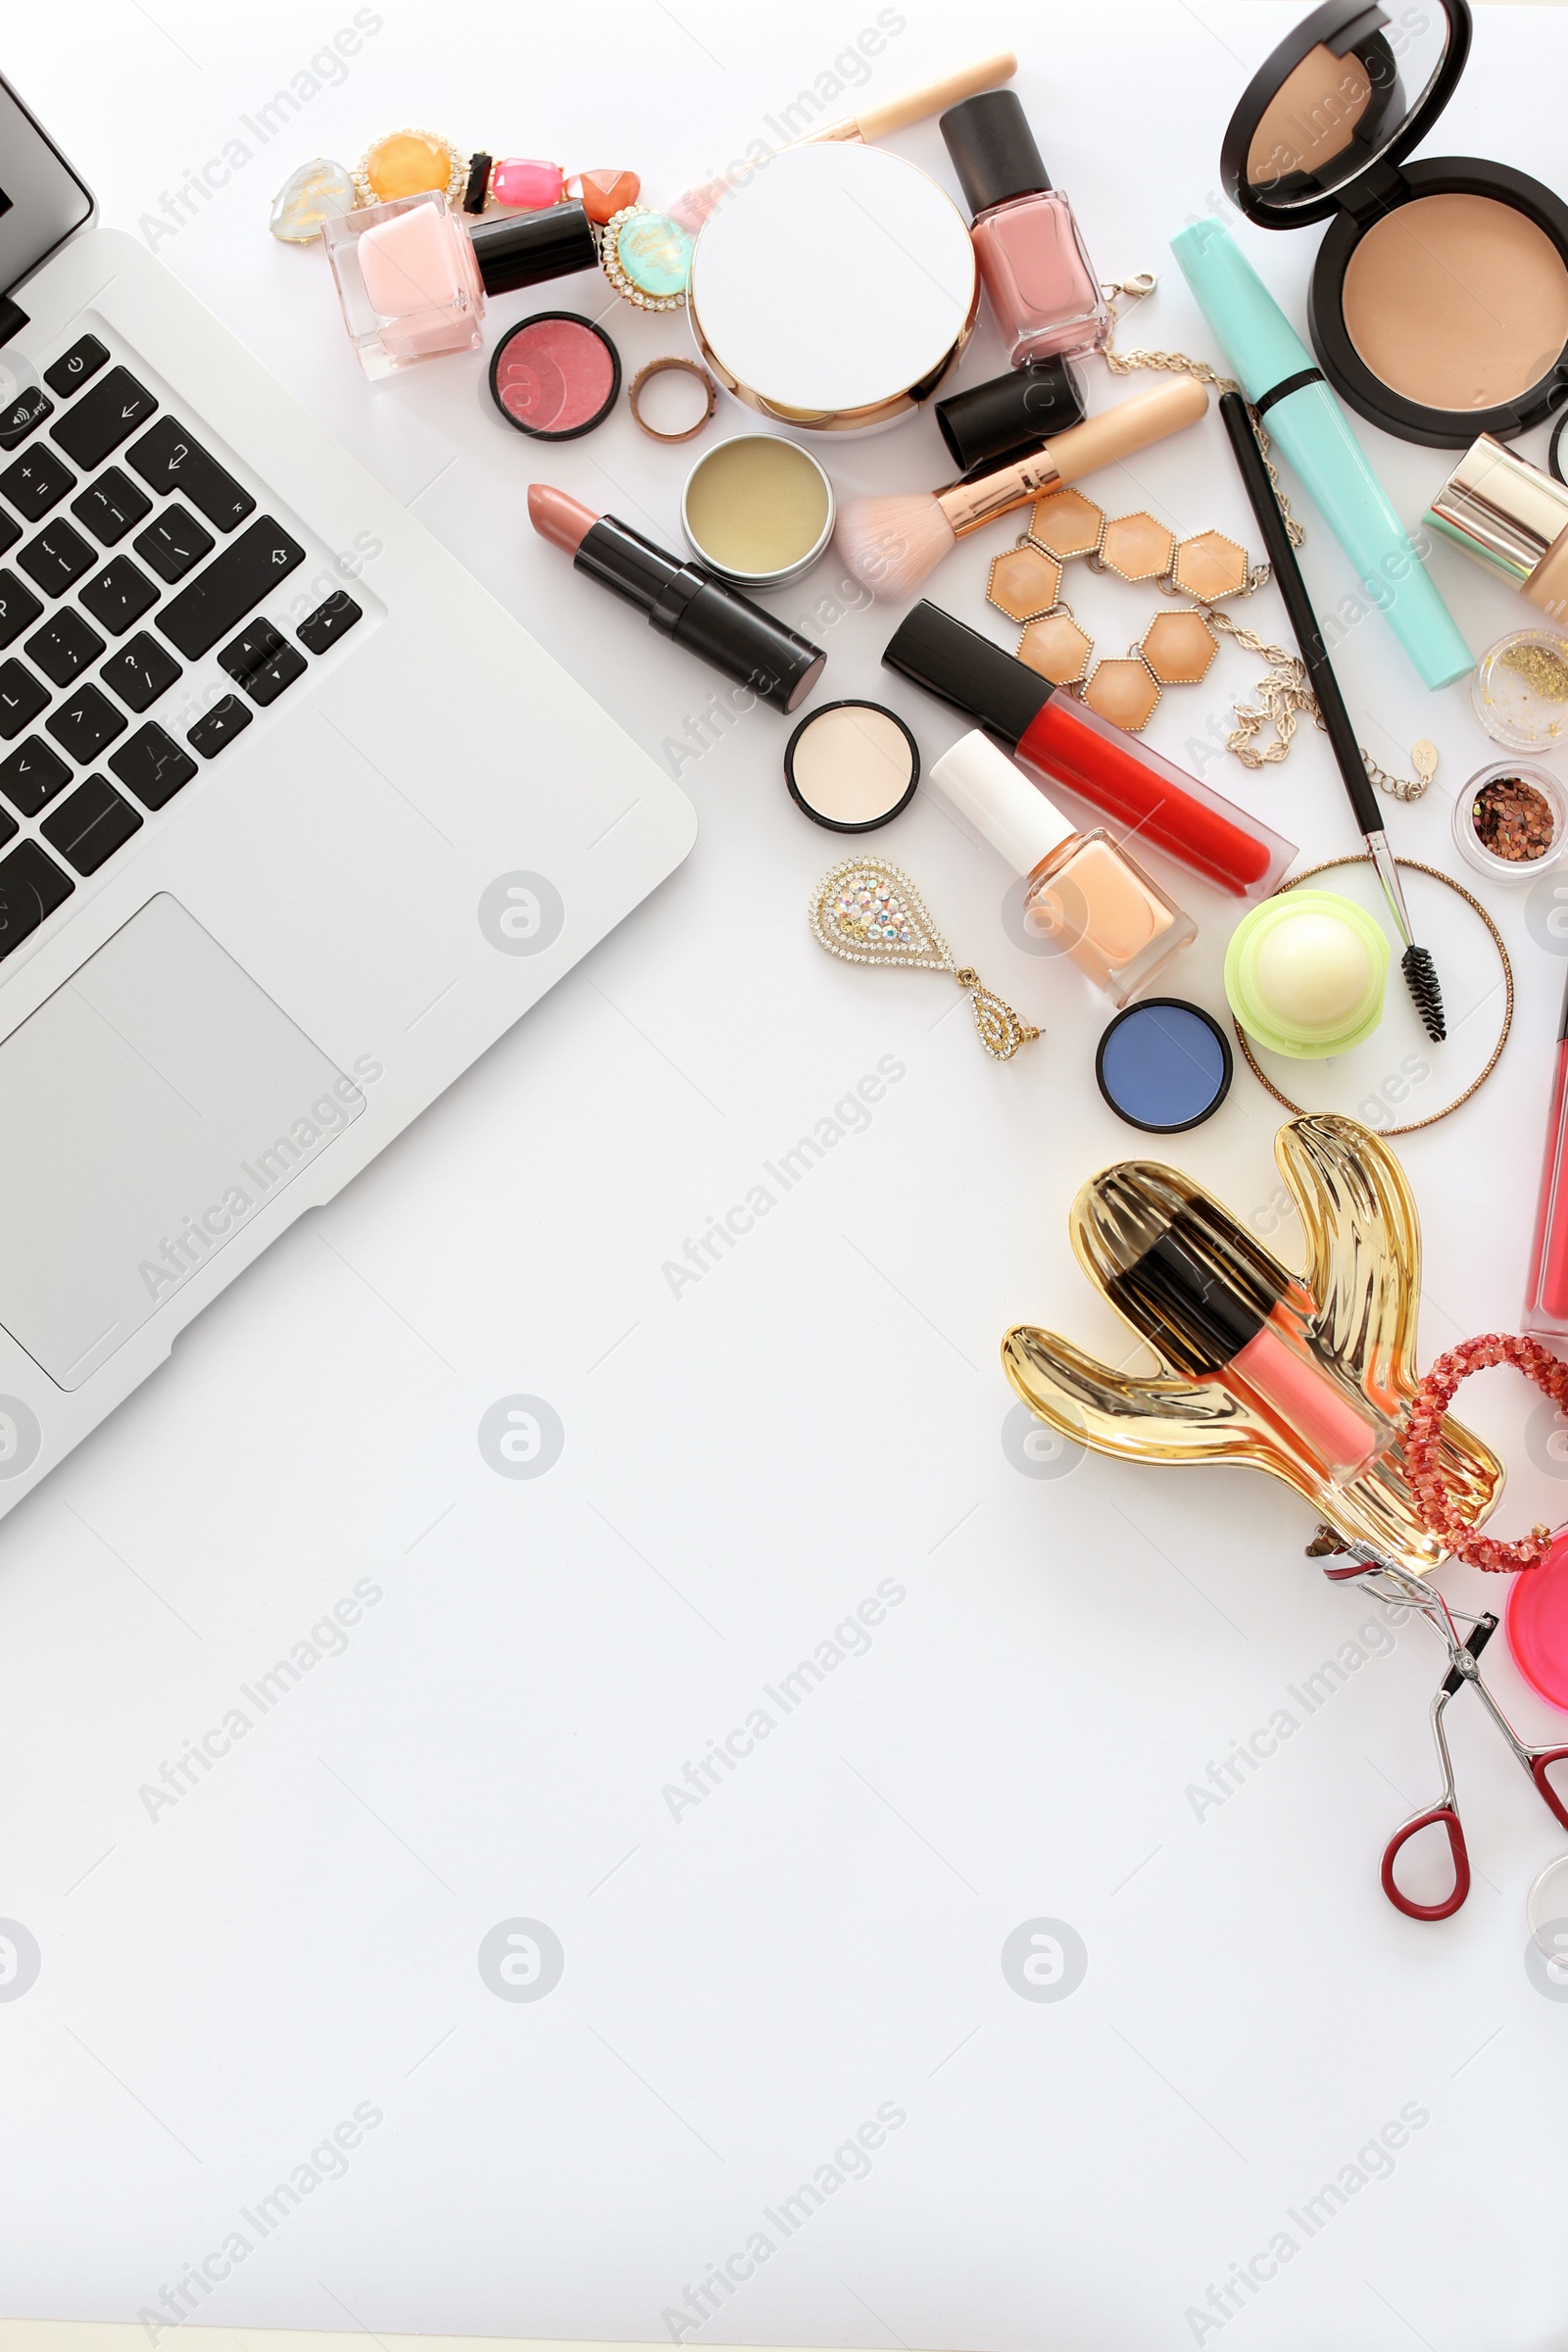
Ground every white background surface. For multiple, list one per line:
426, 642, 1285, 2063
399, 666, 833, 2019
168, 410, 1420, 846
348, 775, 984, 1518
3, 3, 1568, 2345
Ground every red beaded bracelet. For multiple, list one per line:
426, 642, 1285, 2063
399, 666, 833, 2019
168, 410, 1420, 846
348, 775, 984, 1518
1408, 1333, 1568, 1571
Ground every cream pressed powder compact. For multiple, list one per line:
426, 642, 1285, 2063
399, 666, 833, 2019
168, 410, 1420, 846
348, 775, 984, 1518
686, 143, 978, 434
1220, 0, 1568, 445
784, 701, 920, 831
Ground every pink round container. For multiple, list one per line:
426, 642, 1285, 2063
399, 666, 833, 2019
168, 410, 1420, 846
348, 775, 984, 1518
488, 312, 621, 440
1507, 1527, 1568, 1715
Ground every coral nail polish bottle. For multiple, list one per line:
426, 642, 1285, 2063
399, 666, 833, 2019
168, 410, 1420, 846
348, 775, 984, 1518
929, 731, 1195, 1007
940, 90, 1111, 366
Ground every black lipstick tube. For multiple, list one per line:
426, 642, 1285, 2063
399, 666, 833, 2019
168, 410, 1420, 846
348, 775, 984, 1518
575, 515, 826, 714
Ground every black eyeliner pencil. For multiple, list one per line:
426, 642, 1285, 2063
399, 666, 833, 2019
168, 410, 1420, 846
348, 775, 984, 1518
1217, 390, 1446, 1044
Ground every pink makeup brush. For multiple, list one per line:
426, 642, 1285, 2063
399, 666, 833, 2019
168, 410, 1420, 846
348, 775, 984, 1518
667, 52, 1018, 232
835, 375, 1212, 598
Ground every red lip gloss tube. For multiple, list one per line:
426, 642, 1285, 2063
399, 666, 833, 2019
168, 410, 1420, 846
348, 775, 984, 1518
1524, 970, 1568, 1341
883, 601, 1295, 899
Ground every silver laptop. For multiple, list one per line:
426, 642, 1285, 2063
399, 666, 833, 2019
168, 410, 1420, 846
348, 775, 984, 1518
0, 78, 696, 1512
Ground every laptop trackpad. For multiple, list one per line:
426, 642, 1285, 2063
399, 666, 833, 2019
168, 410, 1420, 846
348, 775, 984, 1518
0, 895, 365, 1391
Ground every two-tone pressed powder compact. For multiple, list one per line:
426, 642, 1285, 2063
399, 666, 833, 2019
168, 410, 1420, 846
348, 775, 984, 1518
1220, 0, 1568, 445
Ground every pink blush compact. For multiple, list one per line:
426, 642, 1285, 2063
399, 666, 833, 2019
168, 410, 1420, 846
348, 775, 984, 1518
489, 311, 620, 439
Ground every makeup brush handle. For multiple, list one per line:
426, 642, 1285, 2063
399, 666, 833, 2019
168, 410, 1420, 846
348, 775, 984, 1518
935, 375, 1209, 538
847, 53, 1018, 143
1049, 374, 1209, 483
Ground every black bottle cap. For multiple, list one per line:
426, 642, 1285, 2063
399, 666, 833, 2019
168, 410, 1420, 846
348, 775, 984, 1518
882, 600, 1052, 751
935, 358, 1085, 476
1104, 1203, 1283, 1379
940, 89, 1052, 218
470, 200, 597, 294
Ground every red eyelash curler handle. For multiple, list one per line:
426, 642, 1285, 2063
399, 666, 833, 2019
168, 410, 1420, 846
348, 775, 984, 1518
1381, 1805, 1471, 1921
1531, 1749, 1568, 1833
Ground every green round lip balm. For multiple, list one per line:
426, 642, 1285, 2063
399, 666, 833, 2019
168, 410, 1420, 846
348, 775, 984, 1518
1223, 889, 1390, 1059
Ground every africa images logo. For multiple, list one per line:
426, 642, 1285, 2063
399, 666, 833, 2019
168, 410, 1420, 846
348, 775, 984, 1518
136, 1057, 381, 1303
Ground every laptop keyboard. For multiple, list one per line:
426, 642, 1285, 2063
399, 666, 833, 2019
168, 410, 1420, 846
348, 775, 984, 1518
0, 330, 368, 968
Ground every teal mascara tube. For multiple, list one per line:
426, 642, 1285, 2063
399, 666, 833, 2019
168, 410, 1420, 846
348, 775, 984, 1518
1171, 219, 1472, 691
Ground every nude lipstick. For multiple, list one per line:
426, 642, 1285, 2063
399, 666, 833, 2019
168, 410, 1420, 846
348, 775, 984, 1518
883, 600, 1294, 899
528, 485, 826, 713
1081, 1163, 1389, 1483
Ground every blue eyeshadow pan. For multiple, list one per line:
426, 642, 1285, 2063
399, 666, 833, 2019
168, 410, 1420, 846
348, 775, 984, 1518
1096, 999, 1233, 1133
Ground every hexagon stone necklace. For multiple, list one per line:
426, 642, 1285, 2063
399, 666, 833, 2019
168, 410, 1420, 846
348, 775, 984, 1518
985, 488, 1313, 765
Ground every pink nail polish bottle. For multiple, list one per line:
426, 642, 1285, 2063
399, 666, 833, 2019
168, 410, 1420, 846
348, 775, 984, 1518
940, 91, 1110, 367
323, 192, 484, 376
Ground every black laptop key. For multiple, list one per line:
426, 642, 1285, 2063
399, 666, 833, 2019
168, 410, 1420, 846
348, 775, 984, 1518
188, 696, 252, 759
126, 416, 254, 531
0, 570, 44, 649
41, 775, 143, 875
45, 336, 110, 399
220, 617, 306, 705
18, 518, 94, 596
0, 804, 15, 850
132, 503, 213, 585
219, 619, 284, 679
0, 387, 52, 451
0, 445, 74, 521
0, 510, 17, 559
79, 555, 159, 637
158, 517, 303, 660
0, 660, 48, 740
100, 632, 180, 713
24, 608, 103, 688
51, 368, 158, 470
72, 466, 153, 547
0, 736, 73, 815
0, 838, 73, 958
46, 684, 125, 764
244, 640, 306, 707
109, 721, 197, 809
298, 592, 363, 654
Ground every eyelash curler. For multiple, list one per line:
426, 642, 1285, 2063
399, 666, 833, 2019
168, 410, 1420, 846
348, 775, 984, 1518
1322, 1539, 1568, 1921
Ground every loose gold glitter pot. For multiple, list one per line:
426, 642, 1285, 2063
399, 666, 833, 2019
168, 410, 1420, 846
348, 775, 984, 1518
1470, 631, 1568, 752
1220, 0, 1568, 446
680, 434, 835, 590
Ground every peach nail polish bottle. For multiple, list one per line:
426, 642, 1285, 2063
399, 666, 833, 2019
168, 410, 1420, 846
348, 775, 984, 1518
928, 730, 1196, 1006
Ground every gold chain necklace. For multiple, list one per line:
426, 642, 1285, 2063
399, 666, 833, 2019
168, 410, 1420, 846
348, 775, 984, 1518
1080, 278, 1435, 800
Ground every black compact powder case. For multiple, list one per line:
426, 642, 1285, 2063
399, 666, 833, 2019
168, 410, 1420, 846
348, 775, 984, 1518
1220, 0, 1568, 445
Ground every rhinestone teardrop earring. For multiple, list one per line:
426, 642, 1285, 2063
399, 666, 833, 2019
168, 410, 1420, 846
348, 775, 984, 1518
808, 858, 1042, 1063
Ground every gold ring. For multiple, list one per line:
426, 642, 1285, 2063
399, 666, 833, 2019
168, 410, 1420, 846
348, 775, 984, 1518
627, 356, 718, 443
1231, 855, 1512, 1136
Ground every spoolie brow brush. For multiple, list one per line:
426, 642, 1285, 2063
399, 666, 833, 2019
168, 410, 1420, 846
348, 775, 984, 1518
1217, 390, 1446, 1043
